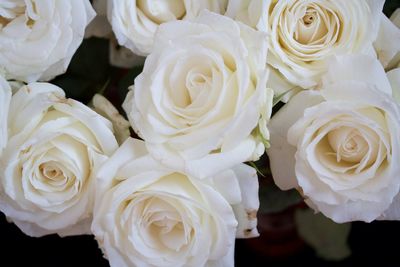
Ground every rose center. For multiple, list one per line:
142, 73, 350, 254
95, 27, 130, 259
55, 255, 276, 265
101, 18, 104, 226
303, 13, 316, 25
328, 128, 368, 163
137, 0, 186, 24
0, 0, 39, 29
38, 162, 68, 187
0, 1, 25, 27
42, 165, 61, 180
168, 58, 214, 110
139, 196, 191, 251
185, 71, 210, 105
290, 4, 337, 47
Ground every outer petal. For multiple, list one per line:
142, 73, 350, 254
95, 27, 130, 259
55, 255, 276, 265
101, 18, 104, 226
380, 193, 400, 220
8, 83, 65, 136
267, 68, 298, 101
91, 94, 131, 145
312, 198, 396, 223
225, 0, 268, 30
267, 90, 324, 190
206, 242, 235, 267
11, 216, 92, 237
322, 54, 393, 95
94, 138, 150, 198
231, 164, 260, 238
374, 14, 400, 69
387, 68, 400, 103
0, 76, 11, 155
391, 8, 400, 28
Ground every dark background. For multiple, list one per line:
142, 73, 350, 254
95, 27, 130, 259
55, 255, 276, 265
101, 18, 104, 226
1, 1, 400, 266
1, 212, 400, 267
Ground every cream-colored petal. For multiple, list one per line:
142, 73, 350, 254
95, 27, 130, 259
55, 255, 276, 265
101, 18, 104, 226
268, 90, 324, 190
374, 14, 400, 69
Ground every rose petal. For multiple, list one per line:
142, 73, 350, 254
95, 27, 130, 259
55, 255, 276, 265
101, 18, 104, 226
374, 14, 400, 69
322, 55, 392, 95
268, 90, 324, 190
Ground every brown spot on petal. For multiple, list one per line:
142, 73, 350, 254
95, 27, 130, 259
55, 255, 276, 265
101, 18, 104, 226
49, 93, 68, 104
21, 146, 31, 154
247, 209, 258, 220
244, 228, 254, 237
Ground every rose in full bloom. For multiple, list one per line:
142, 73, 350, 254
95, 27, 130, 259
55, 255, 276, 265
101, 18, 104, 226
267, 55, 400, 222
0, 0, 95, 82
0, 75, 11, 155
123, 11, 273, 178
0, 83, 119, 236
226, 0, 400, 90
92, 138, 259, 267
108, 0, 228, 55
380, 63, 400, 220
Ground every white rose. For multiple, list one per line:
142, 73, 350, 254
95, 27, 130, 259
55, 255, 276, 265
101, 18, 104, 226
108, 0, 228, 55
123, 11, 273, 179
0, 75, 11, 155
0, 83, 119, 237
92, 138, 259, 267
0, 0, 95, 82
267, 55, 400, 222
227, 0, 400, 90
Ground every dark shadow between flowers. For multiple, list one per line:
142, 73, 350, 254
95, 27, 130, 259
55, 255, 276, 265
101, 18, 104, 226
2, 210, 400, 266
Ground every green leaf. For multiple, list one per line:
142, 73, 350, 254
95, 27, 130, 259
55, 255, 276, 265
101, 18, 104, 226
67, 38, 110, 82
52, 76, 92, 100
118, 66, 144, 89
295, 209, 351, 261
117, 66, 144, 102
273, 91, 289, 106
52, 37, 111, 103
259, 182, 302, 214
247, 161, 266, 178
384, 0, 400, 17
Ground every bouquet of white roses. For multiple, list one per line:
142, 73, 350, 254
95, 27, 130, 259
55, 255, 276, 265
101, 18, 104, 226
0, 0, 400, 266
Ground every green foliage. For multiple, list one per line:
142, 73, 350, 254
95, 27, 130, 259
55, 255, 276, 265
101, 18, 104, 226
295, 209, 351, 261
52, 38, 111, 103
117, 66, 144, 103
384, 0, 399, 17
259, 181, 303, 214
